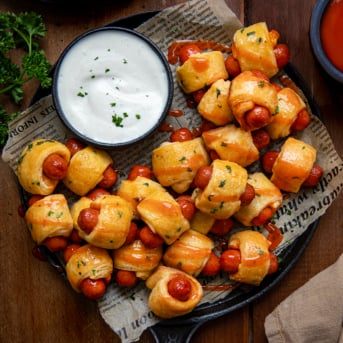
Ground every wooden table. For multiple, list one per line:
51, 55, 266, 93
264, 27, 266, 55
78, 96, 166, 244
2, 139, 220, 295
1, 0, 342, 342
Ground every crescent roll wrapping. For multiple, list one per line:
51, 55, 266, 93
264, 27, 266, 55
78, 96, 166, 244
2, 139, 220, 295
63, 146, 113, 196
193, 159, 248, 219
69, 195, 92, 223
152, 137, 210, 194
228, 230, 271, 286
266, 87, 307, 139
197, 79, 233, 125
271, 137, 317, 193
176, 51, 228, 94
71, 194, 133, 249
146, 266, 203, 318
163, 229, 214, 277
190, 210, 216, 235
137, 189, 190, 245
17, 139, 71, 195
66, 244, 113, 293
25, 194, 73, 245
232, 22, 279, 78
234, 172, 282, 226
116, 176, 165, 219
228, 70, 278, 131
113, 239, 163, 280
202, 124, 259, 167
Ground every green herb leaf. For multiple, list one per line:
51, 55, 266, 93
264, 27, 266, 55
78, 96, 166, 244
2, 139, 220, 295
0, 11, 51, 146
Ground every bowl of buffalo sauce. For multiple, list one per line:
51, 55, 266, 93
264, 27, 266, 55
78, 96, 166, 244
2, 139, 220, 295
310, 0, 343, 83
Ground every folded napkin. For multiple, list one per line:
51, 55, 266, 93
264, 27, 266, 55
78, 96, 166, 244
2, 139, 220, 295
265, 253, 343, 343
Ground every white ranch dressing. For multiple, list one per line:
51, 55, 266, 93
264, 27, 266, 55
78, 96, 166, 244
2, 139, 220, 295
56, 29, 170, 145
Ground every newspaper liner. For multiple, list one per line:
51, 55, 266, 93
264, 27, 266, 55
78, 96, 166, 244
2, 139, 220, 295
2, 0, 343, 341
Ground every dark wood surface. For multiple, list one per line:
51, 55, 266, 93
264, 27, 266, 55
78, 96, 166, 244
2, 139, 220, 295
1, 1, 342, 342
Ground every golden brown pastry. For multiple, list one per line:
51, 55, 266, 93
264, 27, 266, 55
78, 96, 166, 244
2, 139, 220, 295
63, 145, 113, 196
137, 189, 190, 245
232, 22, 279, 78
271, 137, 317, 193
176, 51, 228, 94
65, 244, 113, 293
163, 229, 214, 276
234, 172, 283, 226
228, 70, 278, 131
197, 79, 233, 125
152, 137, 210, 194
193, 159, 248, 219
227, 230, 272, 286
266, 87, 307, 139
202, 124, 259, 167
146, 266, 203, 318
71, 194, 134, 249
17, 139, 71, 195
116, 176, 165, 219
113, 239, 163, 280
24, 193, 73, 245
190, 210, 216, 235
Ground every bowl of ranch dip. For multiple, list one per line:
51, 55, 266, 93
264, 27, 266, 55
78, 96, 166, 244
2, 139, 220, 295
52, 26, 174, 148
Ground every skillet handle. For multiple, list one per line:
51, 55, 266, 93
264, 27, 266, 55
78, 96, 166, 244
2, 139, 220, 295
148, 320, 206, 343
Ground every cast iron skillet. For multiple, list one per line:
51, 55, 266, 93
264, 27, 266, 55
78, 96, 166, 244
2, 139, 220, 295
27, 11, 321, 343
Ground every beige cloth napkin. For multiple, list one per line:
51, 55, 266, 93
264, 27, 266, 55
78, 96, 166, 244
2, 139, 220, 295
265, 253, 343, 343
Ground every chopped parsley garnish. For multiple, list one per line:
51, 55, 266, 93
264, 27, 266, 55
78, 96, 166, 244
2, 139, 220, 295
111, 111, 141, 127
112, 114, 124, 127
56, 212, 63, 219
219, 180, 226, 188
225, 165, 232, 173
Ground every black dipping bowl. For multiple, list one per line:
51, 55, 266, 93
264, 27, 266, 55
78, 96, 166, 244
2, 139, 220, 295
52, 26, 173, 148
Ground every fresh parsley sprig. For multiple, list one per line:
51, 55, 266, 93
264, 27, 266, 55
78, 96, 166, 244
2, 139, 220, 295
0, 11, 52, 146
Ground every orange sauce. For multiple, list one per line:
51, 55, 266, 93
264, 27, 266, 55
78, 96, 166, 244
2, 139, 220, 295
190, 56, 210, 72
320, 0, 343, 71
168, 109, 184, 117
140, 199, 179, 216
265, 222, 283, 251
158, 122, 174, 132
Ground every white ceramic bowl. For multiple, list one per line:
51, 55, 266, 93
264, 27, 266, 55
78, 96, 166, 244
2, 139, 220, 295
52, 26, 173, 148
310, 0, 343, 83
